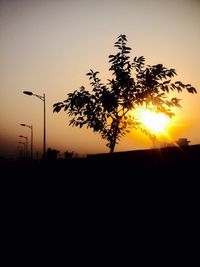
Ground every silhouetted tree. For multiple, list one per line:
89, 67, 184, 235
64, 150, 74, 159
46, 148, 59, 160
53, 35, 197, 153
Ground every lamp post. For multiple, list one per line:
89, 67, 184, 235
23, 91, 46, 160
20, 124, 33, 159
19, 135, 28, 157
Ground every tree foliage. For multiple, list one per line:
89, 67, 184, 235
53, 35, 197, 153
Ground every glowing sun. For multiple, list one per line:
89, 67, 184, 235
140, 109, 169, 134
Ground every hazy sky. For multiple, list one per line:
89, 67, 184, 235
0, 0, 200, 157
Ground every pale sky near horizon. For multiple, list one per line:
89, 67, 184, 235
0, 0, 200, 158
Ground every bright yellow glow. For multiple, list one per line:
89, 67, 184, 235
139, 109, 170, 134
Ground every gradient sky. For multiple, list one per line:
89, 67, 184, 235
0, 0, 200, 158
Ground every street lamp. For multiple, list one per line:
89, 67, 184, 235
23, 91, 46, 160
20, 124, 33, 159
19, 135, 28, 157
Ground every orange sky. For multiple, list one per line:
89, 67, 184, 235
0, 0, 200, 158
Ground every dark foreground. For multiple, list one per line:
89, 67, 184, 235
1, 144, 200, 178
1, 145, 199, 233
1, 146, 199, 262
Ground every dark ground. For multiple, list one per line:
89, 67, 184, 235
1, 145, 199, 241
1, 144, 199, 179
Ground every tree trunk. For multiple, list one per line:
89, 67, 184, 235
110, 133, 117, 153
109, 118, 120, 153
110, 143, 115, 153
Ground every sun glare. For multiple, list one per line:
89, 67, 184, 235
139, 109, 169, 134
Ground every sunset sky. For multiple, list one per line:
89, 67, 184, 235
0, 0, 200, 158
